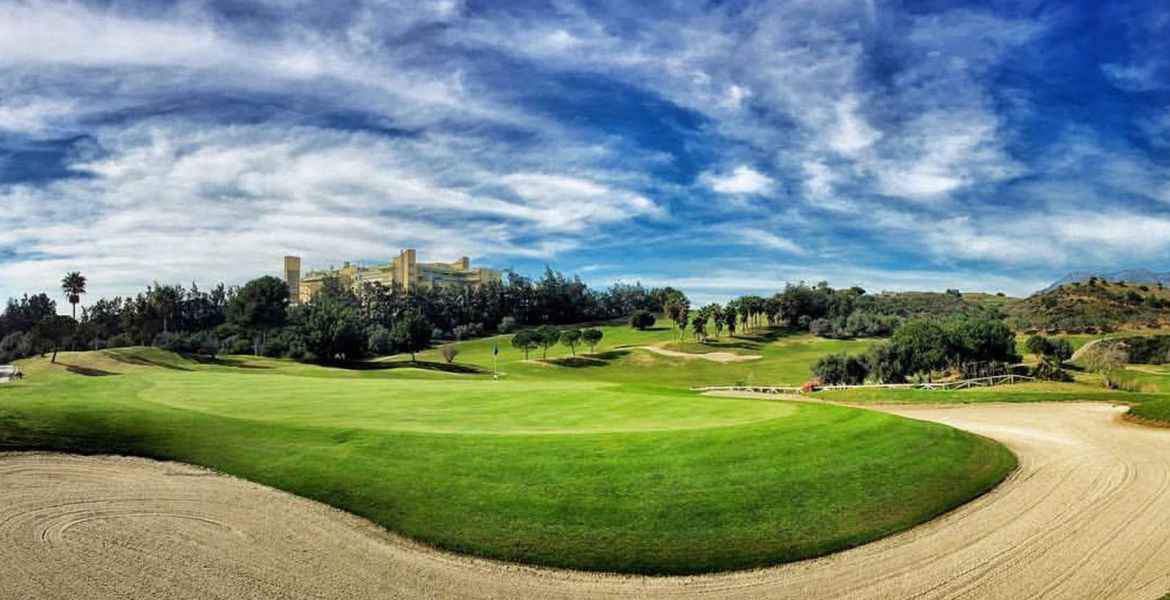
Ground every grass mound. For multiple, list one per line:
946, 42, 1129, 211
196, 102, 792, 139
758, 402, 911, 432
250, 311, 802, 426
0, 349, 1013, 574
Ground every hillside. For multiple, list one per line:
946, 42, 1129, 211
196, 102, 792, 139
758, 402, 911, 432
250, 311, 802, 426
1008, 280, 1170, 332
1042, 269, 1170, 292
859, 291, 1017, 321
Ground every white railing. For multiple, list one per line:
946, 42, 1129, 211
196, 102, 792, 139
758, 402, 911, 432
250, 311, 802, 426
696, 374, 1036, 395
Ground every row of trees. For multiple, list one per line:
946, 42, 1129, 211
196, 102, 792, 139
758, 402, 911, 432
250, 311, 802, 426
813, 318, 1020, 385
511, 326, 604, 360
1, 266, 662, 365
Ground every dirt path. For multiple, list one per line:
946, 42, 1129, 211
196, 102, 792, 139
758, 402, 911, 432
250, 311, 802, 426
635, 345, 762, 362
4, 402, 1170, 599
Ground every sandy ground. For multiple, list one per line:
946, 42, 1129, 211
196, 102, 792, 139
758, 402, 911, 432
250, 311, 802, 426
636, 345, 762, 362
3, 402, 1170, 599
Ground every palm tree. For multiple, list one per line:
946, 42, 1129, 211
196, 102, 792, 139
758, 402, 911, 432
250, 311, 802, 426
61, 271, 87, 319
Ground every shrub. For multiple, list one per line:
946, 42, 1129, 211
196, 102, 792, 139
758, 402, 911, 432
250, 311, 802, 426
440, 344, 459, 363
498, 316, 518, 333
366, 325, 393, 355
813, 352, 869, 385
808, 318, 833, 337
630, 310, 656, 330
453, 322, 484, 341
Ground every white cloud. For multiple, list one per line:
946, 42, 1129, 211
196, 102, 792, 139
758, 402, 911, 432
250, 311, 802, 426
0, 121, 659, 300
704, 165, 775, 195
737, 229, 806, 255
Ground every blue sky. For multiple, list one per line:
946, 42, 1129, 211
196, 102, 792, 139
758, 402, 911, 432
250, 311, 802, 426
1, 0, 1168, 304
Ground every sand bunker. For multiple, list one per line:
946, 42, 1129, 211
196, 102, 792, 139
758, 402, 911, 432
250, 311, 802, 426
636, 345, 762, 362
4, 402, 1170, 599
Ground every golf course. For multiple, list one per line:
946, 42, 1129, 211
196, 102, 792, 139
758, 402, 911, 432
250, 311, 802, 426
0, 322, 1019, 575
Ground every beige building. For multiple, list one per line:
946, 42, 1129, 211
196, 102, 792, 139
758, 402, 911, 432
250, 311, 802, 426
284, 250, 501, 303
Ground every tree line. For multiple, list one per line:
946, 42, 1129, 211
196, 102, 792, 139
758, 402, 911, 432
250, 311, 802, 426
812, 318, 1020, 385
0, 267, 667, 364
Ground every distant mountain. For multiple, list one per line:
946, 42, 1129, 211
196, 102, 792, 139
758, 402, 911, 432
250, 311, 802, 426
1042, 269, 1170, 293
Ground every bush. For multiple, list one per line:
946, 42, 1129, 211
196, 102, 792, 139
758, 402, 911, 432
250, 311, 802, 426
441, 344, 459, 363
813, 352, 869, 385
809, 318, 833, 337
630, 310, 656, 330
153, 331, 197, 354
453, 322, 484, 341
498, 316, 518, 333
366, 325, 393, 355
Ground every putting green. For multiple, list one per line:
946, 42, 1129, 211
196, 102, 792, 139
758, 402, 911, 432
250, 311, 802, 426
0, 348, 1014, 574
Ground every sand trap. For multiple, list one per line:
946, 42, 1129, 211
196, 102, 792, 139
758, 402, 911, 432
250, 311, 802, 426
4, 402, 1170, 599
636, 345, 762, 362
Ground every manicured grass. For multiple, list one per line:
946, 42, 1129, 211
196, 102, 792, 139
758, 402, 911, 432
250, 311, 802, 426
0, 348, 1013, 574
412, 323, 872, 387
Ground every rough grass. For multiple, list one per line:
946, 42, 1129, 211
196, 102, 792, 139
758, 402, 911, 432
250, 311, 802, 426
0, 347, 1013, 575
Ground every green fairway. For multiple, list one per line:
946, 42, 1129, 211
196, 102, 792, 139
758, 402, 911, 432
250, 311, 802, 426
0, 347, 1014, 574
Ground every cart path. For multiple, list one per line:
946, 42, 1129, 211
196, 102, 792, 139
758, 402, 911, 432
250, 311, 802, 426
3, 402, 1170, 599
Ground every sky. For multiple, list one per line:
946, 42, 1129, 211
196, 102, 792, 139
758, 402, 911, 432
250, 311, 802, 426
1, 0, 1169, 306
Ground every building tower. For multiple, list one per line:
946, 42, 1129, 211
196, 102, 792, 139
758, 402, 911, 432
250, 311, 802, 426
397, 248, 417, 291
283, 256, 301, 303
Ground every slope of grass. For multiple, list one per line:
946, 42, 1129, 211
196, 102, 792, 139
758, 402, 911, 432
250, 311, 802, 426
412, 323, 871, 387
0, 348, 1013, 575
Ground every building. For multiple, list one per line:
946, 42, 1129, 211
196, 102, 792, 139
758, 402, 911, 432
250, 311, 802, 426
284, 250, 501, 303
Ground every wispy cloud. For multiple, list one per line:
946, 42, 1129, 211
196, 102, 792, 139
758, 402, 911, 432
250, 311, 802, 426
0, 0, 1168, 302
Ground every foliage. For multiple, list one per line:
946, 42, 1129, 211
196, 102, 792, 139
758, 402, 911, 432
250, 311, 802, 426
559, 329, 582, 355
295, 286, 365, 362
581, 328, 603, 353
510, 329, 539, 360
60, 271, 87, 319
533, 325, 562, 360
227, 275, 289, 355
31, 315, 77, 363
389, 310, 433, 361
630, 310, 656, 330
440, 344, 459, 363
813, 353, 869, 385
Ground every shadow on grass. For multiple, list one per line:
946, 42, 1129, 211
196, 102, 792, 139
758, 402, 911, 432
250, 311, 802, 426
546, 350, 631, 368
63, 364, 119, 377
188, 355, 273, 370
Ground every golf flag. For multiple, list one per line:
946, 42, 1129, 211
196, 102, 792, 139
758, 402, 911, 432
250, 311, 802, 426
493, 344, 499, 356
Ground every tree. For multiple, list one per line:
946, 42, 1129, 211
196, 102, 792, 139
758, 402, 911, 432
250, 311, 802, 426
630, 310, 656, 330
946, 319, 1019, 367
60, 272, 87, 320
813, 352, 869, 385
889, 320, 951, 380
148, 284, 181, 335
1024, 334, 1052, 360
511, 329, 539, 360
581, 328, 603, 353
440, 344, 459, 363
32, 315, 77, 363
534, 324, 561, 360
723, 308, 737, 336
691, 312, 707, 342
560, 329, 581, 356
663, 291, 690, 336
228, 276, 290, 355
390, 311, 432, 361
1049, 338, 1074, 362
295, 291, 364, 362
865, 342, 912, 384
